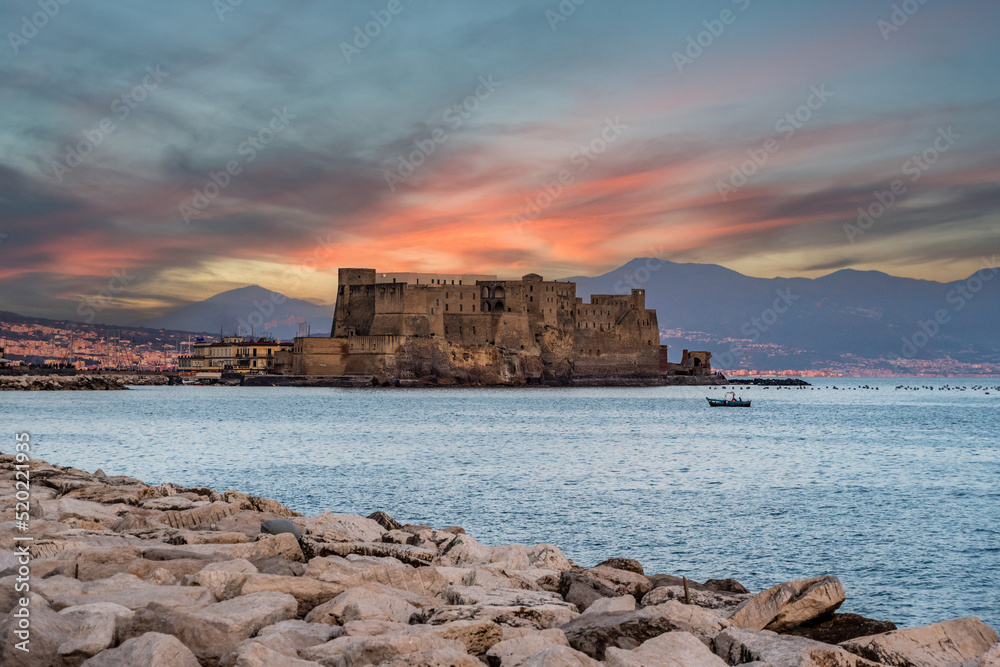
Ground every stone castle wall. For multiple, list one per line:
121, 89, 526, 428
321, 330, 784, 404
295, 267, 663, 383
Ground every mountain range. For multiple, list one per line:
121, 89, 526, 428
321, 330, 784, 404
566, 259, 1000, 373
133, 285, 333, 342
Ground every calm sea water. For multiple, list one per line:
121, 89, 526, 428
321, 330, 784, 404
2, 377, 998, 629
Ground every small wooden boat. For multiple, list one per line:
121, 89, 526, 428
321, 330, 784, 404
707, 391, 751, 407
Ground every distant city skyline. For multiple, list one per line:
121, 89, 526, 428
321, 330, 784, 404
2, 0, 999, 323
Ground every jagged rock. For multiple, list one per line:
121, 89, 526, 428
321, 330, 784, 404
486, 629, 570, 667
559, 566, 653, 611
489, 544, 533, 571
704, 578, 750, 594
528, 544, 573, 572
413, 603, 580, 630
728, 575, 846, 632
561, 600, 730, 660
641, 585, 749, 615
373, 646, 482, 666
81, 632, 200, 667
436, 534, 493, 567
595, 558, 644, 575
521, 645, 602, 666
368, 510, 403, 531
57, 602, 134, 659
241, 574, 348, 617
304, 586, 416, 625
121, 592, 298, 664
605, 630, 728, 667
714, 627, 881, 666
839, 617, 999, 667
383, 529, 413, 544
256, 619, 341, 652
785, 613, 897, 644
582, 595, 635, 615
316, 541, 435, 566
168, 533, 304, 563
301, 633, 471, 666
445, 585, 566, 607
463, 566, 542, 591
294, 511, 386, 543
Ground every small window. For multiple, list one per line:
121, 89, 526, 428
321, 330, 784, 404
445, 304, 449, 311
460, 305, 463, 312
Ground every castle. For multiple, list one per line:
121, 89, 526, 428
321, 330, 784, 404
286, 268, 709, 384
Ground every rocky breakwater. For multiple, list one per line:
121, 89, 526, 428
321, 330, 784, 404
0, 375, 170, 391
1, 454, 998, 667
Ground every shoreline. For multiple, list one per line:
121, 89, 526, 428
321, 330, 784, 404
1, 453, 996, 666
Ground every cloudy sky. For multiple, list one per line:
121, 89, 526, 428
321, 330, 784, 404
2, 0, 999, 322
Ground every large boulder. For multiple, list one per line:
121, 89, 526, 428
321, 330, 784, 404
559, 567, 653, 611
39, 573, 217, 611
81, 632, 200, 667
121, 591, 298, 664
582, 595, 635, 616
0, 593, 76, 667
436, 534, 493, 567
605, 631, 728, 667
401, 620, 504, 656
294, 511, 386, 543
57, 602, 134, 660
839, 617, 999, 667
561, 600, 730, 660
728, 576, 846, 632
356, 564, 448, 597
713, 627, 882, 667
241, 574, 348, 617
304, 586, 416, 625
642, 585, 749, 615
528, 544, 573, 572
256, 619, 340, 653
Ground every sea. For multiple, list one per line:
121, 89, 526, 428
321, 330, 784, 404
2, 376, 998, 630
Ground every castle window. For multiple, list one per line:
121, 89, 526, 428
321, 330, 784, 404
430, 308, 434, 314
445, 304, 449, 311
473, 305, 476, 312
473, 327, 476, 335
436, 299, 440, 306
460, 304, 463, 312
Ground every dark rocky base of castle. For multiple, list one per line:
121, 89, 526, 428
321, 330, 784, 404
243, 374, 730, 388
